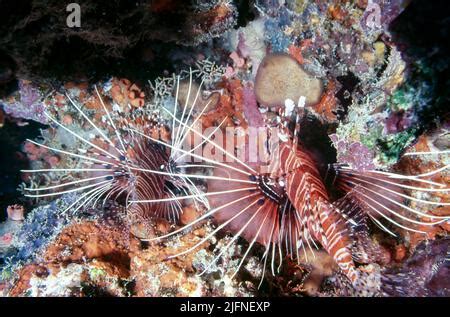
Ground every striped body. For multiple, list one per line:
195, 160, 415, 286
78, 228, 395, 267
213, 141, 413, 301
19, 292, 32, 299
88, 137, 185, 224
127, 141, 176, 221
274, 141, 357, 283
208, 139, 358, 283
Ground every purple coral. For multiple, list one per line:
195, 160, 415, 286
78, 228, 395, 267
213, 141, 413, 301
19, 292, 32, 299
1, 81, 48, 124
381, 238, 450, 297
330, 134, 376, 171
237, 32, 251, 59
242, 85, 264, 128
1, 194, 79, 270
360, 0, 409, 34
385, 109, 414, 134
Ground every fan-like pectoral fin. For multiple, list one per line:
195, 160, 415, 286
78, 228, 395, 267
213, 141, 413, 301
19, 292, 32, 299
329, 164, 450, 235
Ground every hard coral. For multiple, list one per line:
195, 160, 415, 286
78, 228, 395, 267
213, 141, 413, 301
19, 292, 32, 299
202, 79, 246, 129
4, 194, 81, 268
10, 261, 132, 297
311, 80, 339, 122
5, 198, 260, 297
8, 212, 137, 297
255, 53, 323, 107
131, 227, 210, 297
0, 80, 48, 124
381, 238, 450, 297
110, 78, 145, 109
43, 220, 139, 269
330, 134, 376, 171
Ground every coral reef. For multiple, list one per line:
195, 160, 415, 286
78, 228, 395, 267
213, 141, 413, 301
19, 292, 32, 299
254, 53, 323, 107
0, 0, 448, 298
0, 80, 48, 124
381, 238, 450, 297
0, 0, 238, 82
3, 202, 260, 297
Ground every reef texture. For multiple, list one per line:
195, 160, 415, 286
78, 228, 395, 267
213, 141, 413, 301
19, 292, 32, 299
0, 0, 237, 82
0, 0, 449, 297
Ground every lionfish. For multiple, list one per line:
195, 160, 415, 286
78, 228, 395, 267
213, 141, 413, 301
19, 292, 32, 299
21, 73, 215, 225
22, 72, 450, 289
